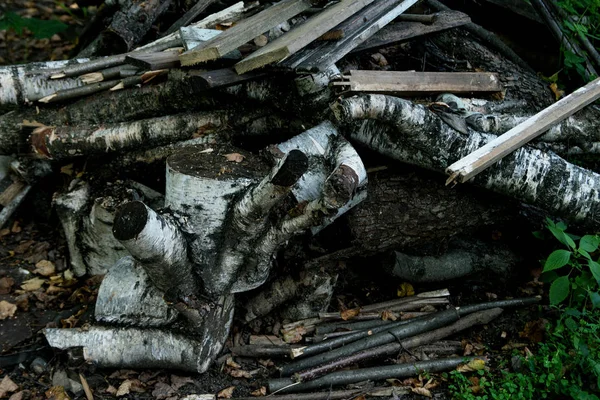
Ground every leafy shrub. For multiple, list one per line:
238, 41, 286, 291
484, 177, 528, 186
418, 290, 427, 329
0, 11, 67, 39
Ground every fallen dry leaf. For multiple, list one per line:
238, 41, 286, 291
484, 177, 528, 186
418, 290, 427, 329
397, 282, 415, 298
381, 310, 397, 321
226, 357, 241, 369
550, 82, 565, 100
152, 382, 175, 400
411, 387, 432, 398
9, 391, 24, 400
217, 386, 235, 398
281, 326, 306, 343
105, 385, 117, 395
257, 359, 273, 368
170, 375, 194, 391
371, 53, 388, 67
21, 277, 45, 291
116, 380, 132, 397
34, 260, 56, 276
0, 276, 15, 294
250, 387, 266, 397
229, 369, 252, 379
340, 308, 360, 321
45, 386, 70, 400
457, 358, 486, 373
0, 376, 19, 397
0, 300, 17, 319
224, 153, 245, 163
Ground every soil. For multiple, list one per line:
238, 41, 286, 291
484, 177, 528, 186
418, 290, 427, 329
0, 2, 555, 400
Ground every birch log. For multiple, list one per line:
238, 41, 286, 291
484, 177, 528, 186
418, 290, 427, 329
45, 292, 234, 373
0, 60, 87, 110
332, 94, 600, 223
95, 256, 179, 326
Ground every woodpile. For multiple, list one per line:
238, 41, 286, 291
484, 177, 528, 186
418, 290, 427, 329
0, 0, 599, 389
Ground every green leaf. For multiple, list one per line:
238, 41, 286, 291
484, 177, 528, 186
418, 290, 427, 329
590, 292, 600, 308
588, 260, 600, 284
548, 226, 576, 249
565, 317, 578, 331
549, 276, 570, 305
544, 249, 572, 272
578, 248, 592, 261
579, 235, 600, 252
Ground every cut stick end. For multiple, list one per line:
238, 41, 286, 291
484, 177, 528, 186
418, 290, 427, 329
38, 94, 57, 103
50, 73, 66, 79
80, 72, 103, 84
290, 347, 306, 359
110, 82, 125, 91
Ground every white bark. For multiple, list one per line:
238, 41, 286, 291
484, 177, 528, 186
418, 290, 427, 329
45, 296, 233, 373
53, 181, 90, 277
333, 94, 600, 223
0, 60, 87, 107
165, 149, 258, 294
95, 256, 179, 326
114, 201, 198, 294
80, 196, 130, 275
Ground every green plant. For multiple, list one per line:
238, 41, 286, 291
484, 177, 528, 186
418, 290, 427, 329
0, 11, 68, 39
541, 218, 600, 308
555, 0, 600, 81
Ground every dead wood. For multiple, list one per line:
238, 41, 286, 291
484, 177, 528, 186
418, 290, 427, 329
294, 308, 502, 381
283, 297, 538, 375
333, 94, 600, 225
270, 357, 480, 393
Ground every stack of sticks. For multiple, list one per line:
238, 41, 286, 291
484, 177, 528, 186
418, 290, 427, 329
228, 291, 540, 395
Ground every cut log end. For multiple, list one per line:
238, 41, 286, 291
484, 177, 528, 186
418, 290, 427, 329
271, 149, 309, 186
113, 201, 149, 241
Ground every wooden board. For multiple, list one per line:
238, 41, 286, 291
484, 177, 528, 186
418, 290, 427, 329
337, 71, 502, 95
352, 10, 471, 53
279, 0, 418, 73
234, 0, 376, 75
126, 50, 182, 70
187, 68, 268, 90
446, 77, 600, 184
180, 0, 311, 66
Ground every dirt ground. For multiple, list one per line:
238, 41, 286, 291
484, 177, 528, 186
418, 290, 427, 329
0, 2, 551, 399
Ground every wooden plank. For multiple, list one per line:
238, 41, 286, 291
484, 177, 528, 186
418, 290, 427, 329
234, 0, 376, 75
180, 0, 311, 66
352, 10, 471, 53
187, 68, 268, 90
161, 0, 220, 37
279, 0, 418, 73
446, 77, 600, 184
125, 50, 182, 70
339, 71, 502, 95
